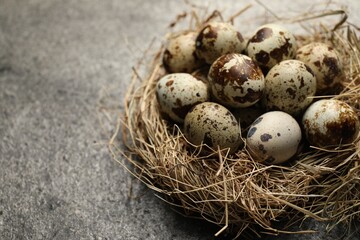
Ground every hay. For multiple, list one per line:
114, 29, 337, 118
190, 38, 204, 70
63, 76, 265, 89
109, 5, 360, 238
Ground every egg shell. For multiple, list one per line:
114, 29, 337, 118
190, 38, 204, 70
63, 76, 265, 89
208, 53, 265, 108
247, 24, 297, 70
263, 60, 316, 116
296, 42, 343, 94
163, 31, 204, 73
302, 99, 360, 147
246, 111, 302, 164
156, 73, 209, 123
184, 102, 242, 154
195, 22, 246, 64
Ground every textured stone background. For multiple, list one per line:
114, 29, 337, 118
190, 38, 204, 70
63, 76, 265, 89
0, 0, 359, 239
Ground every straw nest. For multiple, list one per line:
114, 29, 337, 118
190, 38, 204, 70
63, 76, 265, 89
109, 4, 360, 238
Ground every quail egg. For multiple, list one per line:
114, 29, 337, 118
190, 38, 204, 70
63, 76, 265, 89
184, 102, 242, 154
156, 73, 209, 123
163, 31, 204, 73
302, 99, 360, 147
246, 111, 302, 164
195, 21, 246, 64
296, 42, 343, 94
247, 24, 297, 70
263, 60, 316, 116
208, 53, 265, 108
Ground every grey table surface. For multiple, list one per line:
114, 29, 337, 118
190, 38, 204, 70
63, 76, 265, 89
1, 0, 360, 239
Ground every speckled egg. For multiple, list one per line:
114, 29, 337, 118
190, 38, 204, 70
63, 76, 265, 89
184, 102, 242, 154
302, 99, 360, 147
246, 111, 302, 164
156, 73, 209, 123
296, 42, 343, 94
247, 24, 297, 70
195, 22, 246, 64
263, 60, 316, 116
208, 53, 265, 108
163, 31, 204, 73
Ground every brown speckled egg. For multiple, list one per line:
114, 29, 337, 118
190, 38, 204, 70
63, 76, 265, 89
156, 73, 209, 123
246, 111, 302, 164
184, 102, 242, 154
247, 24, 297, 70
163, 31, 204, 73
302, 99, 360, 147
208, 53, 265, 108
195, 22, 246, 64
296, 42, 343, 94
263, 60, 316, 116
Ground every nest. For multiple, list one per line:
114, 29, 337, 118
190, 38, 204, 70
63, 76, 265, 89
109, 4, 360, 239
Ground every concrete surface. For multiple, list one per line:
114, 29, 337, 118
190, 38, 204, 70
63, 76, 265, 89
0, 0, 359, 239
